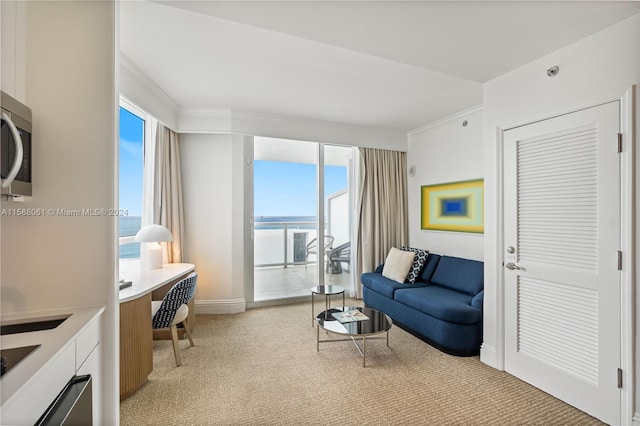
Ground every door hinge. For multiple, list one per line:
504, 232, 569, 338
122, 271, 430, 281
617, 133, 622, 153
618, 368, 623, 388
617, 251, 623, 270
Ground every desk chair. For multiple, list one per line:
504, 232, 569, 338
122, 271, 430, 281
151, 272, 197, 367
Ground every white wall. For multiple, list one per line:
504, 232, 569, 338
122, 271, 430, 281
180, 133, 246, 313
481, 12, 639, 422
1, 1, 114, 312
407, 107, 484, 260
0, 2, 118, 424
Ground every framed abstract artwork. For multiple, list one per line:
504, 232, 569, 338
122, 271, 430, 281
421, 179, 484, 233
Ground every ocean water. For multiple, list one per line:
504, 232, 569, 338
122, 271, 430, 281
119, 216, 141, 259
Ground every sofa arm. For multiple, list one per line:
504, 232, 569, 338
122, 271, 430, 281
471, 290, 484, 310
375, 264, 384, 273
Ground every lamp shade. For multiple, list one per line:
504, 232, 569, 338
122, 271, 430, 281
135, 224, 173, 243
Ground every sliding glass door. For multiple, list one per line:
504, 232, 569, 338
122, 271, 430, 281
252, 137, 352, 302
323, 145, 352, 288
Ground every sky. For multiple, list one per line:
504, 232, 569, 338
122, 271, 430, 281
119, 107, 144, 217
120, 106, 348, 219
254, 161, 347, 217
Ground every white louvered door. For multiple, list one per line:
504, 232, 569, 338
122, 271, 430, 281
503, 101, 620, 425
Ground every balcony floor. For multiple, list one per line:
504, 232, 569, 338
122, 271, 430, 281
254, 263, 351, 301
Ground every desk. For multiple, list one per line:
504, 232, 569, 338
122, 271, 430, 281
119, 263, 195, 400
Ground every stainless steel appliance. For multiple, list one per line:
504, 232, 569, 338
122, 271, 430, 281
35, 375, 92, 425
1, 90, 32, 198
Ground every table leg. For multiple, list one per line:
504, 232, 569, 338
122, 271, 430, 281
316, 323, 320, 352
363, 336, 367, 367
311, 292, 315, 327
342, 292, 345, 309
387, 330, 390, 347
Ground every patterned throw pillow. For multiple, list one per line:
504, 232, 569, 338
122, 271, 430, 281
401, 247, 429, 283
382, 247, 417, 284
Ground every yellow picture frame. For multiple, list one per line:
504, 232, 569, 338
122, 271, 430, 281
421, 179, 484, 233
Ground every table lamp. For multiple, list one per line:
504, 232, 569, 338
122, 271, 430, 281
135, 224, 173, 269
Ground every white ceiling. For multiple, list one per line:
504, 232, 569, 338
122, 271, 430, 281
120, 1, 639, 132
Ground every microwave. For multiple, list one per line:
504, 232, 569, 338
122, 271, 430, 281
1, 90, 32, 198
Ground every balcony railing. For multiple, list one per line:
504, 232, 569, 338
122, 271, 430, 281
254, 221, 318, 268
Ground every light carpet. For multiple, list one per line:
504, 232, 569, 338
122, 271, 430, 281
120, 301, 603, 425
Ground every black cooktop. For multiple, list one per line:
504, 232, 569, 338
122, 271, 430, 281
0, 345, 40, 377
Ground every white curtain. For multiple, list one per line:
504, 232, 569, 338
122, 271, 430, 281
141, 118, 156, 226
153, 123, 185, 263
354, 147, 408, 298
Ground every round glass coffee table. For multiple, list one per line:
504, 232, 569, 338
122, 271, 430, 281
316, 306, 392, 367
311, 285, 345, 327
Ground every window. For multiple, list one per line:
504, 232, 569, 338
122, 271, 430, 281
119, 102, 145, 259
252, 137, 352, 302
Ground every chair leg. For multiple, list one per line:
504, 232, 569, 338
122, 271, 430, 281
183, 317, 195, 347
170, 324, 182, 367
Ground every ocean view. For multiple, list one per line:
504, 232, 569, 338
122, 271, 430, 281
119, 216, 141, 259
119, 216, 317, 260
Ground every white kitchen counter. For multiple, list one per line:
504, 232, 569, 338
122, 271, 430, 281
0, 305, 105, 422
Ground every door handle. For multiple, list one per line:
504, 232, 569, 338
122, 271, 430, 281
1, 111, 23, 189
505, 262, 521, 270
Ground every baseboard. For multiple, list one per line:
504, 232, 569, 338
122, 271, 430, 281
480, 343, 500, 369
195, 299, 246, 314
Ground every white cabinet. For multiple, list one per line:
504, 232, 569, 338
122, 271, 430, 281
76, 315, 100, 370
0, 307, 104, 425
77, 342, 102, 424
76, 313, 102, 425
0, 0, 26, 100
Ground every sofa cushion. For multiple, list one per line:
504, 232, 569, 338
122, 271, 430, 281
430, 256, 484, 295
382, 247, 416, 283
394, 286, 482, 325
361, 272, 429, 298
471, 290, 484, 310
400, 247, 429, 283
419, 254, 441, 282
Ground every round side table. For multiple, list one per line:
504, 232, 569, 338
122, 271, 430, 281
311, 285, 345, 326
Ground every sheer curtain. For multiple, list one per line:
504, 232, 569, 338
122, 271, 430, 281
153, 123, 185, 263
354, 147, 408, 298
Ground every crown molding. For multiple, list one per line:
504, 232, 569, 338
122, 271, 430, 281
408, 104, 483, 136
119, 54, 180, 111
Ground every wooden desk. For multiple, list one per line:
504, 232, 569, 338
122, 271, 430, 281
118, 263, 195, 400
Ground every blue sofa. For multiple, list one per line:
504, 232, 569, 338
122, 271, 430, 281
361, 253, 484, 356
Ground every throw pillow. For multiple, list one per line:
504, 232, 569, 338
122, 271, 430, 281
401, 247, 429, 283
382, 247, 416, 284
